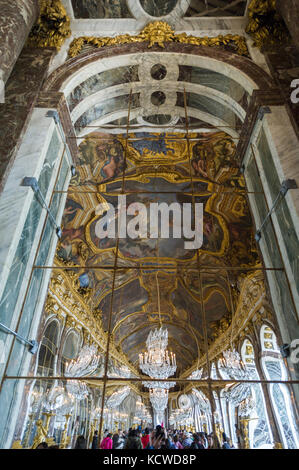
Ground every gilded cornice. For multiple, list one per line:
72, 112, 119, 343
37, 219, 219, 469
46, 260, 140, 377
68, 21, 249, 58
28, 0, 71, 50
245, 0, 290, 49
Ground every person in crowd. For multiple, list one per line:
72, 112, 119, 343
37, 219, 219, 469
173, 435, 184, 449
160, 437, 176, 449
146, 429, 166, 449
182, 432, 193, 448
74, 435, 87, 449
198, 432, 208, 449
222, 432, 231, 449
112, 433, 123, 449
117, 430, 126, 449
207, 434, 214, 449
190, 433, 205, 449
124, 429, 143, 449
141, 428, 150, 449
100, 433, 113, 449
91, 430, 98, 449
35, 442, 48, 449
166, 435, 177, 449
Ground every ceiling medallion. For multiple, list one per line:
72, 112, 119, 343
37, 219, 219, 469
68, 21, 249, 57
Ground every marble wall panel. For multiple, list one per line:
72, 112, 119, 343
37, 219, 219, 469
0, 0, 39, 84
139, 0, 178, 17
0, 47, 55, 193
185, 0, 247, 17
277, 0, 299, 48
36, 91, 80, 164
264, 45, 299, 136
71, 0, 132, 18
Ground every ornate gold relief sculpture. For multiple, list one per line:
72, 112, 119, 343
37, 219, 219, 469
246, 0, 289, 49
68, 21, 249, 57
28, 0, 71, 50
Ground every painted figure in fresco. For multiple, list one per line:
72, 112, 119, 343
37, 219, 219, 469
100, 142, 126, 179
131, 132, 175, 156
77, 134, 126, 183
191, 134, 237, 181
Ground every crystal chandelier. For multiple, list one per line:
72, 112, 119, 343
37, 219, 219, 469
139, 327, 176, 379
65, 344, 100, 377
218, 348, 253, 380
106, 386, 130, 409
188, 368, 203, 380
64, 344, 101, 400
219, 348, 256, 409
149, 388, 169, 412
139, 274, 177, 417
192, 388, 211, 413
238, 396, 255, 418
142, 380, 175, 390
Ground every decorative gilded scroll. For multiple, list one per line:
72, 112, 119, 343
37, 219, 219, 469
28, 0, 71, 50
245, 0, 289, 49
68, 21, 249, 57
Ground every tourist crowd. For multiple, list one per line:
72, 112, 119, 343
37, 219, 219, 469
35, 426, 234, 449
84, 426, 234, 450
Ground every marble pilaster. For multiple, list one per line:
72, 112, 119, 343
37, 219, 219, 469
277, 0, 299, 49
0, 0, 40, 85
0, 47, 55, 193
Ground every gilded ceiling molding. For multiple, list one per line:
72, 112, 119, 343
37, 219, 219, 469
46, 262, 140, 377
181, 270, 267, 378
68, 21, 249, 58
245, 0, 290, 49
28, 0, 71, 50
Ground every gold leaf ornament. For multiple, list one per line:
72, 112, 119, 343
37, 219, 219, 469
245, 0, 289, 49
68, 21, 249, 58
28, 0, 71, 50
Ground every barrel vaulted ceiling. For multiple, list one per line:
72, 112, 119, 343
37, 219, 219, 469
50, 0, 264, 379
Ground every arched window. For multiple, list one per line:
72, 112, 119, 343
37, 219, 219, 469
61, 330, 80, 373
240, 339, 273, 448
260, 325, 299, 449
37, 320, 59, 377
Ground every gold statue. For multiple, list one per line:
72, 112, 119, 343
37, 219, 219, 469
32, 419, 48, 449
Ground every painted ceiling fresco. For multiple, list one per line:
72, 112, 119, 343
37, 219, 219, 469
55, 130, 260, 373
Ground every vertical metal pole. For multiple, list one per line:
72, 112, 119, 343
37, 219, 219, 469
98, 90, 133, 443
